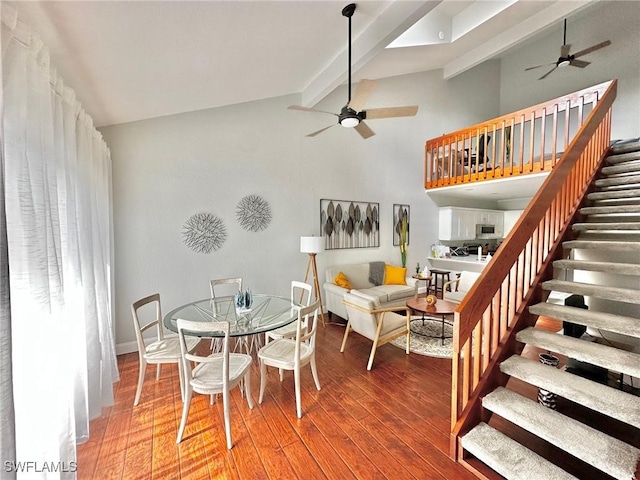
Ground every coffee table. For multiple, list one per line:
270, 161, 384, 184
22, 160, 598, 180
406, 297, 457, 345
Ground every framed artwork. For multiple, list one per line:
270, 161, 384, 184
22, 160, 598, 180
320, 199, 379, 250
393, 204, 410, 246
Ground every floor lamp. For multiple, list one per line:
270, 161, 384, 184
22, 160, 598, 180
300, 236, 327, 326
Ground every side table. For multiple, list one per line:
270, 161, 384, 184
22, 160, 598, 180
412, 275, 432, 297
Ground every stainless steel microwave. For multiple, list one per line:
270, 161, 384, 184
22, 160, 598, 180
476, 224, 496, 237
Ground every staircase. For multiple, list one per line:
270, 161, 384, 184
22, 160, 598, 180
460, 140, 640, 480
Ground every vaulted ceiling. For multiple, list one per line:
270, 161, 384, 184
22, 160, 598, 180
7, 0, 607, 127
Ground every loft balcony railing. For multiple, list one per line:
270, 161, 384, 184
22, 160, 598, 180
432, 80, 618, 461
424, 81, 615, 190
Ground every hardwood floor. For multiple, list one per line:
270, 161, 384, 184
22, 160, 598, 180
77, 322, 480, 480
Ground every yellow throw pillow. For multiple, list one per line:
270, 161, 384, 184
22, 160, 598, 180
383, 264, 407, 285
334, 271, 353, 290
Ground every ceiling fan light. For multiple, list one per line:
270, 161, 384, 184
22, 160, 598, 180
558, 59, 571, 68
340, 116, 360, 128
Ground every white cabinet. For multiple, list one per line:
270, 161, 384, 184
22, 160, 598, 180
439, 207, 476, 240
439, 207, 505, 240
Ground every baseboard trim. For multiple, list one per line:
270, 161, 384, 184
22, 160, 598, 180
116, 341, 139, 356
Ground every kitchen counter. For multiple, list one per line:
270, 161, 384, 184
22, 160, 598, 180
427, 256, 490, 273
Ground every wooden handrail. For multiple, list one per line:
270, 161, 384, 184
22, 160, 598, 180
447, 79, 617, 459
425, 80, 614, 190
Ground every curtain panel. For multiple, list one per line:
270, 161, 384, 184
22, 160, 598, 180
1, 4, 117, 478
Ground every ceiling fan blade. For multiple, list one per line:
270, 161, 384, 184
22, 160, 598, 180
354, 121, 375, 139
347, 79, 377, 113
365, 106, 419, 119
539, 66, 557, 80
560, 44, 571, 57
570, 59, 590, 68
525, 62, 555, 71
288, 105, 337, 116
572, 40, 611, 58
306, 124, 335, 137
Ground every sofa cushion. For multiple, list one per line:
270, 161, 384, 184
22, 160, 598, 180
334, 271, 353, 290
383, 265, 407, 285
325, 263, 373, 290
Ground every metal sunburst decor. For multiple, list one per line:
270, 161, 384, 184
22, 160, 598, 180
236, 195, 272, 232
182, 213, 227, 253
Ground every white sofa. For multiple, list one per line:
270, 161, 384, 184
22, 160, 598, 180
324, 263, 418, 320
443, 271, 481, 304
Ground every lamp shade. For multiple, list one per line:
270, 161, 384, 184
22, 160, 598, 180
300, 236, 323, 254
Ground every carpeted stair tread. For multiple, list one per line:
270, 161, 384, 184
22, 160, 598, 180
577, 231, 640, 241
580, 204, 640, 215
563, 239, 640, 252
606, 150, 640, 163
500, 356, 640, 428
591, 197, 640, 206
462, 422, 578, 480
572, 222, 640, 231
610, 140, 640, 155
596, 174, 640, 187
601, 160, 640, 175
587, 188, 640, 200
530, 302, 640, 338
542, 279, 640, 304
482, 387, 640, 480
516, 327, 640, 378
552, 259, 640, 276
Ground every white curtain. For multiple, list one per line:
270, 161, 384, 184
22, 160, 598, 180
1, 4, 118, 478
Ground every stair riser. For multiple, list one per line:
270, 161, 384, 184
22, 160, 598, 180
580, 206, 640, 215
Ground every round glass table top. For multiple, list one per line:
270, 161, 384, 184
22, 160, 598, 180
163, 294, 300, 337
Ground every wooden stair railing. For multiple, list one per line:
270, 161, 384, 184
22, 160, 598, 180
425, 80, 616, 190
447, 79, 618, 461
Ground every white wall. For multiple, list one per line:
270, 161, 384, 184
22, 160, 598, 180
101, 62, 501, 349
499, 1, 640, 140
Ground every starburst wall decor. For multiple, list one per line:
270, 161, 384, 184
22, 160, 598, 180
236, 195, 272, 232
182, 213, 227, 253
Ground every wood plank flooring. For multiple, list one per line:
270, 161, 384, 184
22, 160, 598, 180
77, 322, 480, 480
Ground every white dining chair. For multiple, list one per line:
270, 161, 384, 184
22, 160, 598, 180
131, 293, 199, 406
209, 277, 243, 351
176, 319, 254, 448
265, 281, 312, 345
258, 299, 321, 418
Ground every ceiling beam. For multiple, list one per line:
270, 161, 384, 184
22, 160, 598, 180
301, 1, 441, 107
443, 0, 593, 79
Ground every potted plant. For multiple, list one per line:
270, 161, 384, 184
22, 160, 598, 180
396, 209, 409, 267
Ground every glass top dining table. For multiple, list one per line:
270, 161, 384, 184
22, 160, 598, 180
163, 294, 301, 337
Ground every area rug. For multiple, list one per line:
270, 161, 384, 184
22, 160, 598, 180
390, 316, 453, 359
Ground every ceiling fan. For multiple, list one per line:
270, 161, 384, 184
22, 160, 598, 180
287, 3, 418, 139
525, 19, 611, 80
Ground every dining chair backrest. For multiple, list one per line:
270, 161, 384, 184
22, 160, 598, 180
131, 293, 164, 351
210, 277, 243, 299
294, 299, 320, 365
291, 280, 313, 307
177, 319, 230, 385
